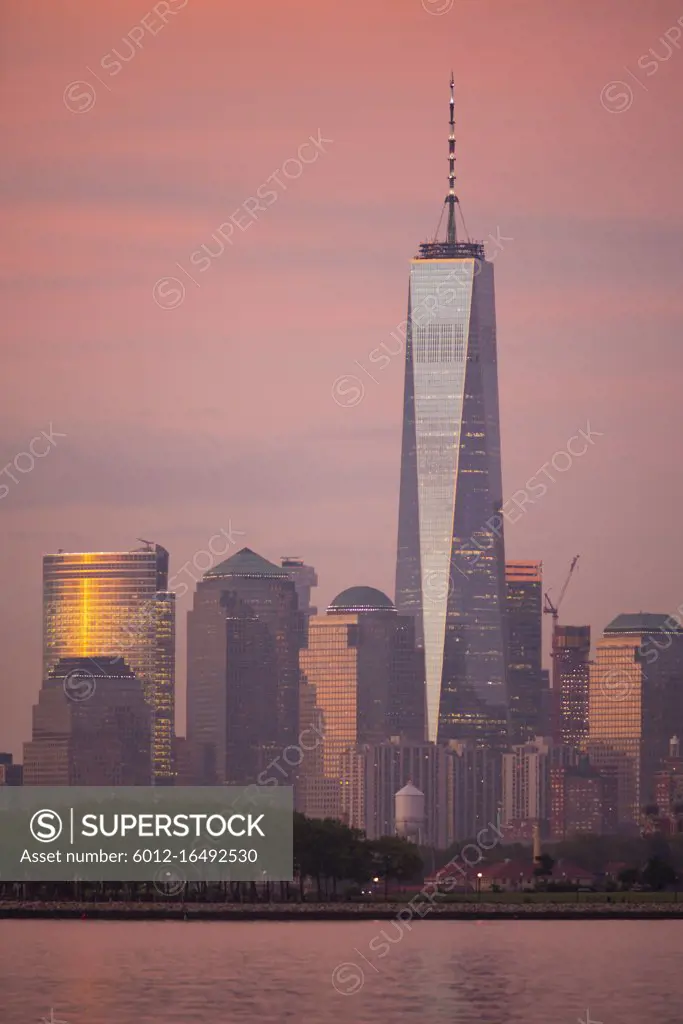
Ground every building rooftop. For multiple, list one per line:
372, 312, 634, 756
328, 586, 395, 613
47, 656, 138, 680
416, 240, 486, 261
604, 613, 683, 635
204, 547, 289, 580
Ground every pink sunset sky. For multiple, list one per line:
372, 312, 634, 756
2, 0, 683, 755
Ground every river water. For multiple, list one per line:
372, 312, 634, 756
0, 919, 679, 1023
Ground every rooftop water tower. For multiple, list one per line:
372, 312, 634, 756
395, 781, 425, 844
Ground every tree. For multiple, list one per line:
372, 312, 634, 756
533, 852, 555, 880
617, 867, 640, 889
641, 856, 677, 891
293, 813, 374, 900
371, 836, 423, 899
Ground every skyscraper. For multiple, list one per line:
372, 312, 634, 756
553, 625, 591, 748
395, 78, 508, 746
653, 737, 683, 830
281, 557, 318, 618
298, 586, 425, 819
355, 737, 455, 849
549, 759, 618, 840
42, 544, 175, 783
502, 738, 551, 830
450, 740, 502, 841
186, 547, 301, 785
23, 656, 151, 785
0, 754, 23, 786
502, 737, 578, 838
506, 561, 544, 740
281, 556, 318, 647
588, 614, 683, 826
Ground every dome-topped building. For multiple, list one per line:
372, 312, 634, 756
300, 585, 426, 822
328, 586, 395, 614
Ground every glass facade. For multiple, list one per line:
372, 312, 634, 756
395, 249, 508, 746
299, 592, 425, 820
588, 615, 683, 825
186, 548, 301, 786
506, 561, 543, 740
300, 615, 359, 782
588, 633, 643, 824
554, 625, 591, 748
42, 546, 175, 783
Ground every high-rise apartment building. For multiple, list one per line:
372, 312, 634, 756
553, 625, 591, 748
186, 547, 301, 785
395, 79, 508, 748
588, 614, 683, 826
23, 657, 151, 785
506, 561, 543, 740
450, 740, 502, 842
340, 738, 505, 848
549, 760, 618, 839
502, 736, 579, 836
339, 746, 366, 831
354, 738, 454, 849
653, 737, 683, 830
502, 738, 551, 828
43, 544, 175, 782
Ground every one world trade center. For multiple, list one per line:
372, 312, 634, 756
395, 77, 509, 748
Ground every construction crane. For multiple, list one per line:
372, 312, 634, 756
544, 554, 581, 729
543, 554, 580, 625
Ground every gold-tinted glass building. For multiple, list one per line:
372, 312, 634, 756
299, 586, 424, 820
43, 544, 175, 783
300, 611, 359, 782
588, 614, 683, 826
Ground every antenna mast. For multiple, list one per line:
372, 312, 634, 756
446, 73, 458, 244
419, 75, 481, 260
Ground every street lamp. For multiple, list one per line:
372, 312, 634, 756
477, 872, 483, 902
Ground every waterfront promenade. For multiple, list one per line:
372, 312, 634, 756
3, 896, 683, 920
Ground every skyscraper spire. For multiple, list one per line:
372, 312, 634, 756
398, 80, 508, 748
446, 72, 458, 244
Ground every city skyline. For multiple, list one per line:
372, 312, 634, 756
2, 4, 683, 1022
3, 1, 683, 761
5, 535, 683, 760
20, 531, 683, 831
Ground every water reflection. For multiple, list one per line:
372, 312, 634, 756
1, 920, 680, 1024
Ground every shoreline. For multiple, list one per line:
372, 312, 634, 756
3, 901, 683, 921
